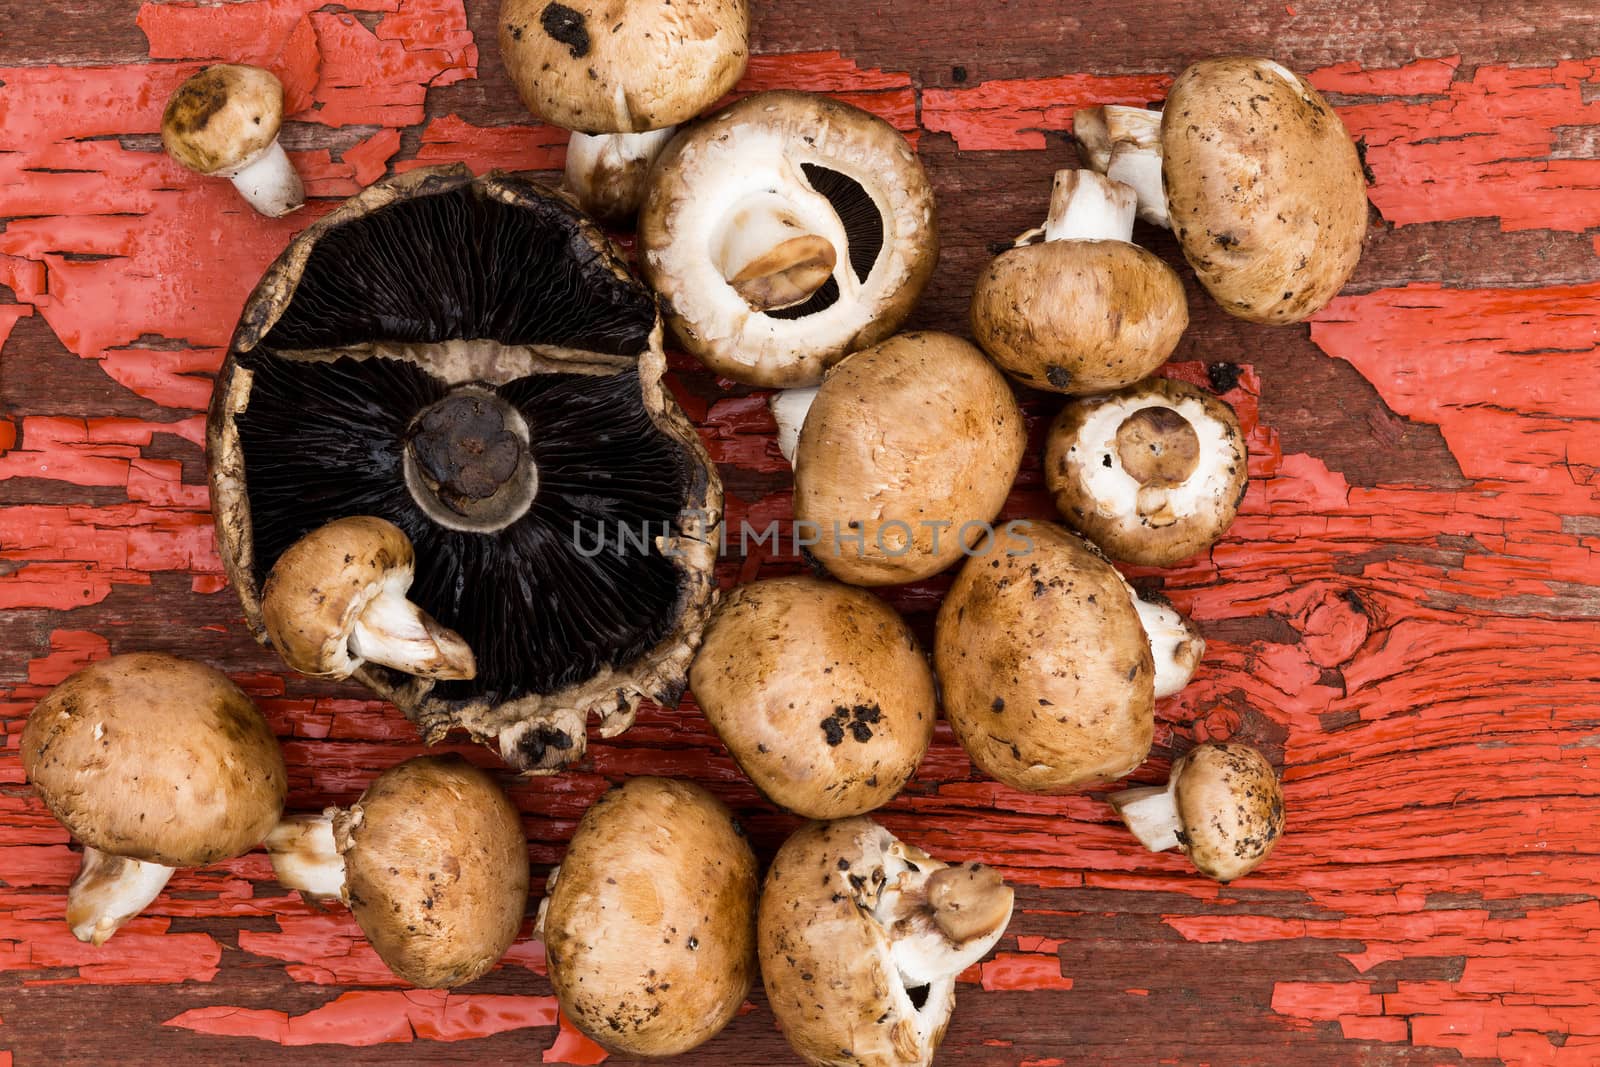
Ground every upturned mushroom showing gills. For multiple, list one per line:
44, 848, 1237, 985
640, 90, 939, 387
207, 165, 722, 773
1044, 376, 1248, 567
161, 64, 304, 218
537, 777, 758, 1057
759, 818, 1014, 1067
20, 654, 287, 944
689, 576, 936, 818
935, 522, 1155, 794
1075, 56, 1368, 323
790, 331, 1028, 586
1109, 742, 1286, 882
971, 169, 1188, 395
266, 755, 529, 987
497, 0, 749, 222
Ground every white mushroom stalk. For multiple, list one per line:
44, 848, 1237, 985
225, 140, 305, 219
1074, 105, 1168, 227
350, 570, 477, 680
1019, 168, 1138, 245
65, 848, 176, 945
769, 385, 819, 465
1132, 593, 1206, 699
715, 184, 847, 311
563, 129, 675, 222
1107, 780, 1183, 853
265, 813, 346, 902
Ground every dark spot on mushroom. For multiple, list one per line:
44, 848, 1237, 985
849, 721, 873, 743
991, 696, 1005, 713
1045, 365, 1072, 390
687, 935, 698, 950
821, 717, 845, 746
1214, 232, 1239, 248
540, 2, 590, 58
951, 65, 968, 83
837, 858, 851, 871
508, 24, 523, 40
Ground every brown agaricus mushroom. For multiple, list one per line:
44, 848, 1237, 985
1075, 56, 1368, 323
1044, 377, 1248, 566
971, 169, 1188, 394
689, 576, 936, 818
20, 653, 287, 944
759, 818, 1014, 1067
537, 777, 758, 1057
497, 0, 749, 221
1134, 589, 1207, 699
265, 754, 529, 987
1109, 742, 1285, 881
161, 64, 304, 218
640, 91, 939, 386
935, 522, 1154, 794
788, 331, 1028, 586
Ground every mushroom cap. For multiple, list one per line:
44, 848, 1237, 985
161, 64, 286, 177
794, 331, 1027, 586
689, 576, 936, 818
498, 0, 749, 134
640, 90, 939, 387
1044, 377, 1248, 566
20, 653, 286, 868
539, 777, 757, 1057
1173, 743, 1285, 881
207, 165, 722, 773
1161, 56, 1368, 324
935, 522, 1154, 793
759, 818, 1015, 1067
971, 239, 1188, 395
261, 515, 414, 678
335, 755, 529, 988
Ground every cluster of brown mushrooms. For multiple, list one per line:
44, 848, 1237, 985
19, 10, 1376, 1063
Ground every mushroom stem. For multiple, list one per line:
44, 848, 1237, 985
351, 580, 477, 680
266, 813, 346, 901
228, 140, 305, 218
770, 386, 820, 466
716, 193, 839, 311
564, 129, 676, 222
874, 855, 1014, 989
1074, 106, 1168, 228
1108, 782, 1183, 852
1039, 169, 1138, 244
1132, 594, 1206, 699
65, 848, 175, 945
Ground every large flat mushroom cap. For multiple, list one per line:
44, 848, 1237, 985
20, 653, 287, 868
1161, 56, 1368, 324
1173, 743, 1286, 881
498, 0, 749, 133
335, 755, 529, 988
539, 777, 758, 1057
935, 523, 1154, 793
160, 64, 284, 176
207, 165, 722, 773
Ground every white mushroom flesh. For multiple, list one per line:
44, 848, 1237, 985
1040, 169, 1137, 244
349, 568, 477, 681
1108, 782, 1183, 853
1075, 105, 1168, 228
707, 162, 853, 312
1133, 595, 1206, 698
226, 140, 305, 219
1068, 393, 1237, 529
770, 386, 819, 465
265, 812, 347, 901
563, 128, 675, 220
65, 847, 176, 945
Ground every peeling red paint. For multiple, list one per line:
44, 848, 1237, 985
165, 990, 561, 1046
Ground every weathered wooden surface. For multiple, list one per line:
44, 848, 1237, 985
2, 1, 1598, 1064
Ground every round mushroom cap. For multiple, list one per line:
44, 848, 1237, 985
161, 64, 286, 177
689, 576, 936, 818
794, 331, 1027, 586
1044, 377, 1248, 566
759, 818, 1015, 1067
498, 0, 749, 133
1173, 743, 1285, 881
539, 777, 757, 1057
1161, 56, 1368, 324
935, 522, 1154, 794
971, 239, 1188, 395
335, 754, 529, 988
262, 515, 414, 678
20, 653, 287, 868
640, 91, 939, 387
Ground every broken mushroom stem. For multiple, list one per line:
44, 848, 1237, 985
350, 573, 477, 681
1132, 591, 1207, 699
1018, 169, 1138, 246
716, 186, 845, 312
1108, 781, 1185, 853
563, 128, 676, 222
877, 858, 1015, 988
1073, 105, 1168, 227
264, 813, 346, 902
225, 140, 304, 219
769, 386, 820, 466
65, 848, 176, 946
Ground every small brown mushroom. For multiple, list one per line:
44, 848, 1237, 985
265, 754, 529, 987
791, 331, 1028, 586
690, 576, 936, 818
537, 777, 758, 1057
261, 516, 475, 682
1045, 377, 1248, 566
20, 653, 287, 944
971, 169, 1188, 394
935, 522, 1154, 793
1109, 742, 1286, 881
161, 64, 304, 218
759, 818, 1014, 1067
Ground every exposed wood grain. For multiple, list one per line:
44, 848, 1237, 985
2, 0, 1600, 1065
